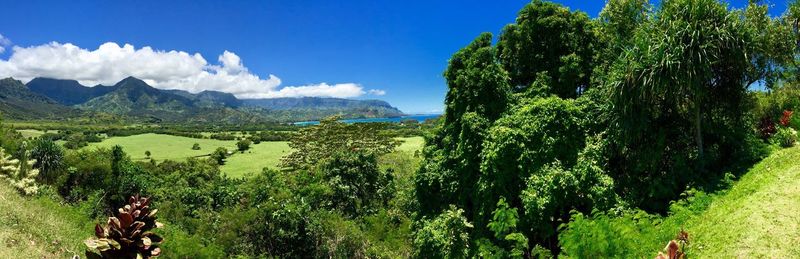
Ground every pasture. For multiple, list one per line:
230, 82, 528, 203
85, 133, 237, 161
85, 134, 425, 178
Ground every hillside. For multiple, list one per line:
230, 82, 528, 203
27, 78, 116, 105
0, 78, 82, 120
0, 181, 92, 258
22, 76, 405, 122
242, 97, 405, 121
684, 146, 800, 257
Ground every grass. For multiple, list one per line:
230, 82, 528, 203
16, 129, 46, 139
85, 134, 425, 178
0, 185, 93, 258
220, 141, 291, 178
86, 133, 238, 161
561, 146, 800, 257
685, 146, 800, 257
396, 137, 424, 153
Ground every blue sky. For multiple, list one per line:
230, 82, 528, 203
0, 0, 790, 113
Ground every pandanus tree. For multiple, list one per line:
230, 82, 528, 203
611, 0, 751, 160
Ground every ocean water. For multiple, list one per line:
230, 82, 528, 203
293, 114, 441, 126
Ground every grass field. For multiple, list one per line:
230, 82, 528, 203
84, 134, 425, 178
0, 184, 93, 258
220, 141, 291, 178
86, 133, 238, 161
17, 129, 47, 139
220, 137, 425, 178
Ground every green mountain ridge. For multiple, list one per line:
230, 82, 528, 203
19, 76, 405, 123
0, 78, 83, 120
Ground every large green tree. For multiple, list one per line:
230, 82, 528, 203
415, 32, 511, 217
496, 0, 596, 98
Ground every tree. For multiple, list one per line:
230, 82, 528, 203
612, 0, 752, 160
236, 139, 251, 153
317, 151, 393, 218
30, 137, 64, 184
415, 32, 512, 219
496, 0, 596, 98
145, 150, 151, 158
210, 147, 228, 165
281, 117, 399, 170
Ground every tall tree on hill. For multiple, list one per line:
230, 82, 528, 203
496, 0, 596, 98
415, 32, 511, 218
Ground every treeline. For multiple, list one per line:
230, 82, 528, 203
412, 0, 800, 257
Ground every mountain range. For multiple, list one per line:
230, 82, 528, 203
0, 76, 404, 123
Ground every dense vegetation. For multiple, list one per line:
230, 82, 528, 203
413, 0, 800, 257
3, 0, 800, 258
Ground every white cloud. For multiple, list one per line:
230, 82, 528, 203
368, 89, 386, 96
0, 41, 384, 99
0, 34, 11, 54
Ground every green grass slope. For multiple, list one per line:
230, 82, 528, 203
86, 133, 238, 161
0, 184, 93, 258
220, 141, 291, 178
561, 146, 800, 258
686, 146, 800, 257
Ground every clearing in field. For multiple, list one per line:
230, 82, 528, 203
17, 129, 46, 139
220, 136, 424, 178
220, 141, 291, 178
86, 133, 237, 161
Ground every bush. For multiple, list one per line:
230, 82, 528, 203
30, 138, 65, 184
412, 206, 472, 259
771, 127, 797, 148
236, 139, 252, 153
191, 143, 201, 150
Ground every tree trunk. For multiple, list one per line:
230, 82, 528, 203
694, 101, 704, 160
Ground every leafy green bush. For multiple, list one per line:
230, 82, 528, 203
412, 206, 473, 259
771, 127, 797, 148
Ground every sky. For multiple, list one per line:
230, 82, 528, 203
0, 0, 791, 114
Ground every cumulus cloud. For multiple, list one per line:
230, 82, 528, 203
0, 34, 11, 54
0, 41, 385, 99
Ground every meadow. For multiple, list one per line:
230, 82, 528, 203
83, 133, 425, 178
85, 133, 236, 161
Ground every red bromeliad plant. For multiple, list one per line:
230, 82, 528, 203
85, 195, 164, 259
780, 110, 793, 127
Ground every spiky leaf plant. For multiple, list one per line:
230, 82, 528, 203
0, 146, 39, 195
85, 195, 164, 259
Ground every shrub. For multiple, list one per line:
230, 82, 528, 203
191, 143, 201, 150
30, 138, 65, 184
209, 147, 228, 165
771, 127, 797, 148
412, 206, 472, 259
85, 195, 163, 258
236, 139, 252, 153
0, 146, 39, 195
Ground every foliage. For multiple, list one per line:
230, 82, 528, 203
85, 195, 163, 258
210, 147, 227, 165
282, 116, 400, 170
191, 143, 200, 150
415, 32, 511, 222
30, 137, 64, 184
496, 0, 595, 98
0, 146, 39, 195
235, 139, 251, 153
317, 151, 394, 218
771, 127, 797, 147
412, 206, 473, 259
